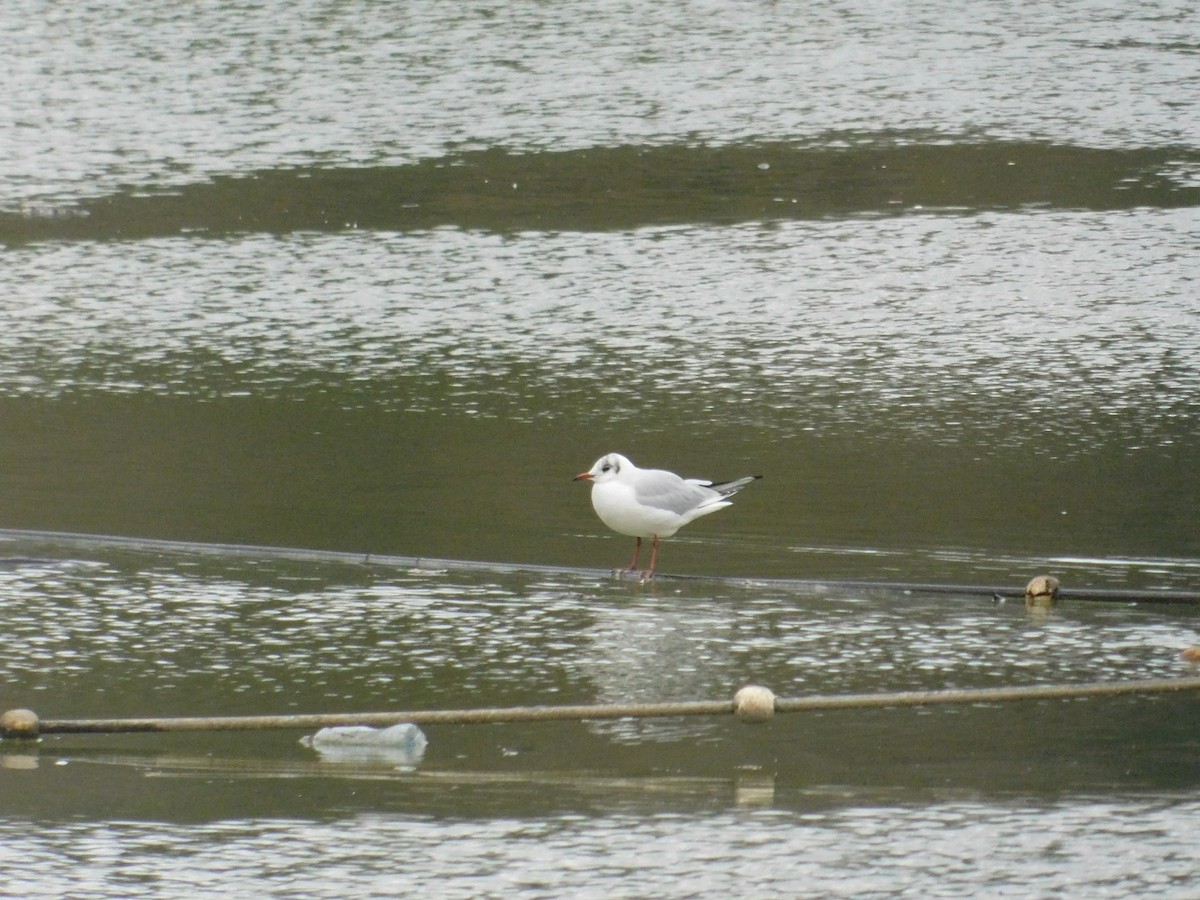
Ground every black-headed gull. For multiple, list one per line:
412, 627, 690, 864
573, 452, 761, 578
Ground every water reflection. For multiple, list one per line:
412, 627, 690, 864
1, 540, 1197, 894
1, 537, 1195, 754
1, 213, 1196, 459
5, 143, 1199, 241
0, 794, 1196, 897
4, 1, 1196, 205
4, 0, 1198, 894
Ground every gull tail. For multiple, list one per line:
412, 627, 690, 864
704, 474, 763, 498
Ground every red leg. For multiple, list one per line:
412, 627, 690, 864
621, 536, 642, 574
643, 535, 661, 579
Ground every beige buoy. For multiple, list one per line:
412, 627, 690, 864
1025, 575, 1061, 607
0, 708, 40, 739
1181, 646, 1200, 663
733, 685, 776, 723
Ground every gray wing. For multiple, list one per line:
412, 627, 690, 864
631, 469, 723, 516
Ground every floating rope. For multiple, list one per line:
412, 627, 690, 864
2, 527, 1199, 604
5, 675, 1200, 739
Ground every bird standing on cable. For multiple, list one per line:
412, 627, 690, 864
573, 452, 761, 579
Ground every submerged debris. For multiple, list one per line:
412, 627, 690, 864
300, 723, 428, 766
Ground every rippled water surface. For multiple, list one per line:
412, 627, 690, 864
3, 0, 1199, 895
2, 213, 1198, 451
4, 0, 1198, 204
3, 798, 1200, 898
2, 537, 1198, 896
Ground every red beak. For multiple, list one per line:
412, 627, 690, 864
573, 471, 593, 481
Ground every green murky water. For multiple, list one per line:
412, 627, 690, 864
2, 0, 1198, 895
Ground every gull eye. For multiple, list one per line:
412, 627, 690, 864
601, 464, 612, 473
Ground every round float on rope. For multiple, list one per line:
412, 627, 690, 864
1, 708, 40, 739
733, 685, 776, 723
1025, 575, 1061, 607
